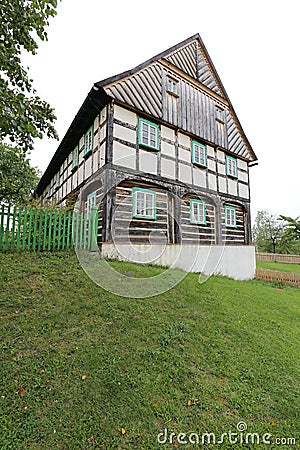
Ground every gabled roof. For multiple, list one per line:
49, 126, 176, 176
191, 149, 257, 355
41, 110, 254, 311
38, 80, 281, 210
36, 34, 257, 196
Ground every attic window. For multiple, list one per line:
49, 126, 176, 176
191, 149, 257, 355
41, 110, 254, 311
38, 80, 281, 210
215, 106, 225, 123
167, 77, 179, 96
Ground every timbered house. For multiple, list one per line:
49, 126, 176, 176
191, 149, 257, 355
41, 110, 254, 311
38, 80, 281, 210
36, 34, 258, 279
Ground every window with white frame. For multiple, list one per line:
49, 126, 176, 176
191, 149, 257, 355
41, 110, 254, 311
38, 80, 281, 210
84, 126, 93, 158
86, 192, 96, 214
167, 77, 178, 96
72, 145, 79, 171
225, 206, 236, 227
132, 188, 156, 220
138, 119, 159, 151
190, 199, 206, 225
226, 155, 238, 178
192, 141, 207, 167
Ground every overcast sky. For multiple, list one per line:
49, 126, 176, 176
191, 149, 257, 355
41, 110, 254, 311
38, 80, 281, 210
25, 0, 300, 220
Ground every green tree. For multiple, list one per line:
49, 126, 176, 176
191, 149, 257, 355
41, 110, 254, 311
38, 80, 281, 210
0, 143, 40, 204
253, 210, 286, 253
0, 0, 59, 151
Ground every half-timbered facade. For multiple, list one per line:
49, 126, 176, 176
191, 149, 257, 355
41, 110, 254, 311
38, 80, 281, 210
36, 34, 257, 278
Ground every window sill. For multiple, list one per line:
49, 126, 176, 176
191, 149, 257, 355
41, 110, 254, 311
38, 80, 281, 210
83, 150, 92, 159
139, 143, 160, 152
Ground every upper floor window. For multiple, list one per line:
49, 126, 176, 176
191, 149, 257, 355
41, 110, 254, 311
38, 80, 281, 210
54, 172, 60, 190
132, 187, 156, 220
167, 76, 179, 96
215, 106, 225, 123
84, 126, 93, 158
192, 141, 207, 167
72, 145, 79, 171
226, 155, 238, 178
190, 199, 206, 225
138, 119, 159, 151
225, 205, 236, 228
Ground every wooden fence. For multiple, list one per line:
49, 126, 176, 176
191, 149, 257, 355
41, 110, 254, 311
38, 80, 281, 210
256, 252, 300, 264
0, 204, 98, 252
0, 204, 74, 252
255, 269, 300, 287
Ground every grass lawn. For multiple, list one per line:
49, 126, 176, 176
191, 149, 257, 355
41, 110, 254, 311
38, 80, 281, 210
257, 260, 300, 274
1, 251, 299, 449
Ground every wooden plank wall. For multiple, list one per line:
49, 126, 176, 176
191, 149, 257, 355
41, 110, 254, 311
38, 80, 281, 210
181, 195, 216, 244
113, 182, 169, 244
221, 202, 245, 245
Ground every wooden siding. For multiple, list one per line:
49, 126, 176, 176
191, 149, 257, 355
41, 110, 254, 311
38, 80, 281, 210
164, 40, 224, 97
104, 47, 253, 161
106, 65, 163, 119
221, 202, 245, 244
113, 182, 169, 244
181, 195, 216, 245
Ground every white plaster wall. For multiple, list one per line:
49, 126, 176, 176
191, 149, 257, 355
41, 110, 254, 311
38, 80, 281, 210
208, 173, 217, 191
178, 133, 190, 148
179, 163, 192, 183
139, 150, 157, 175
114, 123, 136, 144
239, 183, 250, 199
161, 158, 176, 179
114, 105, 136, 126
178, 148, 190, 163
228, 178, 238, 196
102, 244, 256, 280
193, 168, 206, 188
217, 149, 225, 161
113, 141, 136, 170
161, 125, 175, 141
161, 141, 175, 157
218, 177, 226, 193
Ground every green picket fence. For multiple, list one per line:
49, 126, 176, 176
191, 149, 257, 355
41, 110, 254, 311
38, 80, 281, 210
0, 204, 74, 252
0, 204, 99, 252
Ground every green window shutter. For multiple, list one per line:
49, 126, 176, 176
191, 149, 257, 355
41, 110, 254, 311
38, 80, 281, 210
84, 126, 93, 158
226, 156, 238, 178
138, 119, 159, 151
192, 141, 207, 167
190, 199, 206, 225
132, 187, 156, 220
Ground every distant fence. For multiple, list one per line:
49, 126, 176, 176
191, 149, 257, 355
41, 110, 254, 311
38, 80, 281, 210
0, 204, 98, 252
255, 269, 300, 287
256, 252, 300, 264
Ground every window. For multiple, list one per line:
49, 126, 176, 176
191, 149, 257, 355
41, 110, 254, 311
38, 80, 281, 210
54, 172, 60, 190
167, 77, 178, 96
72, 146, 79, 171
132, 188, 156, 220
226, 156, 238, 178
215, 106, 225, 123
138, 119, 159, 151
190, 199, 206, 225
84, 126, 93, 158
192, 141, 207, 167
225, 206, 236, 227
86, 192, 96, 214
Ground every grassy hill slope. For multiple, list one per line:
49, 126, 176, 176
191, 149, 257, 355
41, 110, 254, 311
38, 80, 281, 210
0, 252, 299, 449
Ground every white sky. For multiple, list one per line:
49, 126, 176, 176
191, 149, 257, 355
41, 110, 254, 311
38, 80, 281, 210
25, 0, 300, 220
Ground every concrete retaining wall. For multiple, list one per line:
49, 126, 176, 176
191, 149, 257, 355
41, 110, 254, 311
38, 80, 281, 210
102, 243, 256, 280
